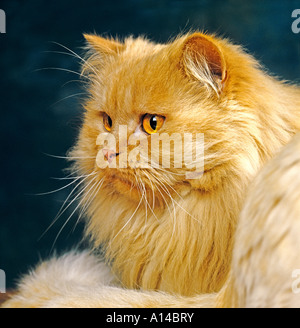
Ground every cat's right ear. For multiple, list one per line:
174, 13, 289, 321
180, 33, 227, 95
83, 34, 124, 55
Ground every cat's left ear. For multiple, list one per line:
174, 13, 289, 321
83, 34, 124, 55
181, 33, 227, 94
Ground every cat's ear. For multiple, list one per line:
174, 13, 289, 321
181, 33, 227, 94
83, 34, 124, 55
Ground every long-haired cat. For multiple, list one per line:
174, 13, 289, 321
2, 31, 300, 307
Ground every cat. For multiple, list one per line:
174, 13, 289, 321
2, 31, 300, 307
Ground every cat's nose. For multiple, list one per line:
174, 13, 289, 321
102, 149, 119, 163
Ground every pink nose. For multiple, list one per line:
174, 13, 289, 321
102, 149, 118, 163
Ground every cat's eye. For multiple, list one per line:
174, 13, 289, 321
103, 113, 112, 132
142, 114, 165, 134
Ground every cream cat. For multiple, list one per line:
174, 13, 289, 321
2, 32, 300, 307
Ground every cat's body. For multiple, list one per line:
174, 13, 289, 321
3, 32, 300, 307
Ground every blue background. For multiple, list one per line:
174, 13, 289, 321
0, 0, 299, 288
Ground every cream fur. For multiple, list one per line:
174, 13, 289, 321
230, 133, 300, 307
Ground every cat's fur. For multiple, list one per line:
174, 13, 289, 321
2, 32, 300, 307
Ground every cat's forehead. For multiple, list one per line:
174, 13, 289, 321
102, 78, 175, 118
98, 48, 182, 116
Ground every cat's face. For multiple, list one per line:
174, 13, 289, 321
71, 33, 255, 203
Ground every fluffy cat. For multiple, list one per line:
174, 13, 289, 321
2, 32, 300, 307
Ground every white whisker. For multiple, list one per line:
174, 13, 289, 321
38, 172, 97, 241
32, 174, 84, 196
153, 176, 177, 239
43, 152, 96, 160
158, 174, 184, 202
157, 177, 200, 224
50, 92, 86, 108
50, 174, 98, 250
62, 79, 89, 88
139, 173, 159, 222
70, 177, 104, 235
50, 41, 100, 78
137, 176, 148, 226
75, 177, 104, 226
140, 154, 187, 177
142, 170, 156, 211
35, 67, 84, 78
110, 186, 145, 247
151, 176, 173, 218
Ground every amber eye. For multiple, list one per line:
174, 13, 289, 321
142, 114, 165, 134
103, 113, 112, 132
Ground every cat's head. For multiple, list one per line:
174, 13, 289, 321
70, 32, 262, 204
